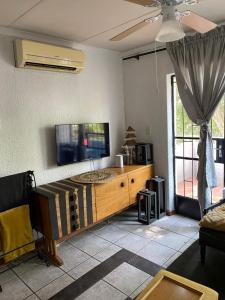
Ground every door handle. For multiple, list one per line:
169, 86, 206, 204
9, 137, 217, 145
219, 145, 223, 158
214, 139, 224, 163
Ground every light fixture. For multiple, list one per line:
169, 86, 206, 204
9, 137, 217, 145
155, 18, 185, 42
155, 5, 185, 43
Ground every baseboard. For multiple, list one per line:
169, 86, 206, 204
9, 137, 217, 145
166, 210, 176, 216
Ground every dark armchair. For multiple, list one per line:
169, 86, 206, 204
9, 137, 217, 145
199, 199, 225, 264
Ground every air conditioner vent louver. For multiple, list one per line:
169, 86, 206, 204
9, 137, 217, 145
25, 62, 77, 71
15, 39, 85, 74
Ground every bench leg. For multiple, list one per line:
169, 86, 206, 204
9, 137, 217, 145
200, 244, 206, 265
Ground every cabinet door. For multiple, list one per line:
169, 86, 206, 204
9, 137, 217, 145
95, 175, 129, 221
128, 166, 153, 205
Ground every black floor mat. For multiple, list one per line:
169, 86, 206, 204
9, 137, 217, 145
167, 240, 225, 300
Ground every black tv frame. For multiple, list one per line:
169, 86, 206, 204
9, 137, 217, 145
55, 122, 110, 166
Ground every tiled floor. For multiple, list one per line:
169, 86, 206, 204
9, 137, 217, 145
0, 214, 199, 300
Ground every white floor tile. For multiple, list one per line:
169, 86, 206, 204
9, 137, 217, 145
58, 241, 90, 272
36, 274, 74, 300
152, 216, 177, 227
158, 222, 199, 238
130, 276, 153, 299
179, 239, 196, 253
115, 233, 150, 253
134, 225, 165, 240
92, 224, 128, 243
14, 256, 47, 276
94, 244, 121, 262
69, 232, 112, 256
0, 214, 201, 300
0, 269, 17, 284
137, 240, 176, 266
112, 222, 144, 234
174, 216, 199, 226
68, 231, 94, 243
25, 294, 39, 300
88, 222, 108, 232
104, 262, 149, 296
19, 263, 64, 292
68, 258, 100, 279
163, 251, 182, 268
0, 276, 32, 300
142, 226, 190, 251
76, 280, 127, 300
193, 232, 199, 240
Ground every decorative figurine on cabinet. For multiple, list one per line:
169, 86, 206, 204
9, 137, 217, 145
122, 126, 136, 165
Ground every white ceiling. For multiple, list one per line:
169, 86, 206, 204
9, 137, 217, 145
0, 0, 224, 52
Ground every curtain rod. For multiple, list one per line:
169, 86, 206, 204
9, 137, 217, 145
122, 47, 166, 61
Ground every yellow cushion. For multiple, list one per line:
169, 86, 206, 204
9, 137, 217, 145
199, 203, 225, 232
0, 204, 35, 263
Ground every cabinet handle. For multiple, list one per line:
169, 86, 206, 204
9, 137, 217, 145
120, 182, 125, 188
131, 178, 135, 183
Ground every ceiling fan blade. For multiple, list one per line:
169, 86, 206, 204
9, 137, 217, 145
125, 0, 157, 7
181, 11, 217, 34
110, 20, 148, 41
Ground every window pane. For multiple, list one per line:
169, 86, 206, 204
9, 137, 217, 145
212, 163, 224, 203
211, 97, 224, 138
175, 139, 183, 157
176, 158, 184, 196
192, 160, 198, 199
175, 158, 198, 199
183, 139, 193, 158
174, 86, 183, 137
175, 139, 199, 159
174, 83, 200, 138
173, 76, 224, 204
183, 109, 193, 137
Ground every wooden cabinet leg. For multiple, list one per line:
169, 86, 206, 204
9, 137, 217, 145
38, 238, 63, 267
49, 240, 63, 266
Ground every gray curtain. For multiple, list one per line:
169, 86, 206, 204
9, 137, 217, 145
167, 26, 225, 212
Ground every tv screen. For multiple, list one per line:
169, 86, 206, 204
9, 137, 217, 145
56, 123, 110, 166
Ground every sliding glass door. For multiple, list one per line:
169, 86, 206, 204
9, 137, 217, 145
172, 75, 225, 217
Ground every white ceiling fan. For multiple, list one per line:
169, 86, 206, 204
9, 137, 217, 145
110, 0, 217, 43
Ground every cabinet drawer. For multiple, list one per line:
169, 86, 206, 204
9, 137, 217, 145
128, 166, 153, 205
95, 175, 129, 221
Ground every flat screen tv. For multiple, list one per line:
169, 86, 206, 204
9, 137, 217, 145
56, 123, 110, 166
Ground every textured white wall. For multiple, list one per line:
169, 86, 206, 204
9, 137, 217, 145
123, 50, 175, 211
0, 30, 125, 185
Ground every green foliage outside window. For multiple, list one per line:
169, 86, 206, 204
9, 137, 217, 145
175, 85, 224, 138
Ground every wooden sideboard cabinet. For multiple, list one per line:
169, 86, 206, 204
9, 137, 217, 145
35, 164, 153, 266
95, 165, 154, 220
128, 166, 154, 205
95, 174, 129, 221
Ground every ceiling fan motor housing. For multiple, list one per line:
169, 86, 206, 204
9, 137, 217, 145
159, 0, 197, 6
162, 5, 177, 21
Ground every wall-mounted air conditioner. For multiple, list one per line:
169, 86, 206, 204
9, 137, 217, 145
14, 39, 85, 74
